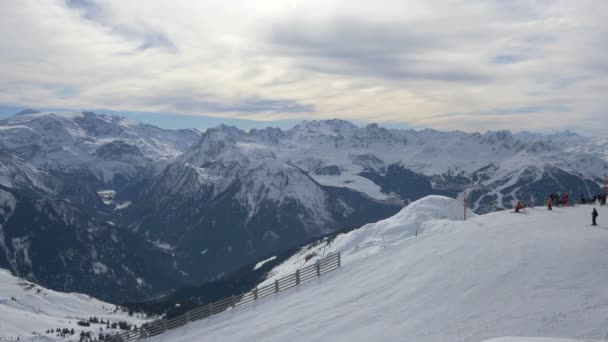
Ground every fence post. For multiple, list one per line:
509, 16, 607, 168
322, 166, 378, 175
337, 252, 341, 267
296, 269, 300, 285
185, 311, 191, 323
316, 261, 321, 276
207, 303, 212, 317
253, 287, 258, 300
162, 320, 168, 332
231, 295, 236, 307
275, 279, 279, 293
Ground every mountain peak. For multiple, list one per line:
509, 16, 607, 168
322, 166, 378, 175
482, 130, 518, 148
212, 124, 246, 136
14, 109, 39, 116
551, 130, 581, 139
290, 119, 358, 135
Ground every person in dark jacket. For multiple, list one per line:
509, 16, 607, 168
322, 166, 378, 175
581, 193, 586, 204
515, 201, 524, 213
592, 208, 599, 226
547, 196, 553, 211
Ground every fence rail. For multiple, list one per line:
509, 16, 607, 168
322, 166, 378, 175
104, 252, 341, 342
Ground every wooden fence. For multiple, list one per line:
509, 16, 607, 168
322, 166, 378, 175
105, 252, 341, 341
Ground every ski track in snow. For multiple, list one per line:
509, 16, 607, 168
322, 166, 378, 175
147, 197, 608, 342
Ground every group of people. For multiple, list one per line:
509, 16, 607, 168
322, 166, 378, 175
544, 191, 604, 226
546, 192, 570, 210
544, 191, 608, 209
581, 193, 607, 205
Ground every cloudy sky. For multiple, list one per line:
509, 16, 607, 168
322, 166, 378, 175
1, 0, 607, 133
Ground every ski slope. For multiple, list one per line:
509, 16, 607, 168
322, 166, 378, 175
148, 196, 608, 342
0, 268, 149, 341
261, 195, 476, 283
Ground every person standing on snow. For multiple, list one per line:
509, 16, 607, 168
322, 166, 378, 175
592, 208, 599, 226
547, 196, 553, 210
530, 194, 535, 207
563, 193, 569, 206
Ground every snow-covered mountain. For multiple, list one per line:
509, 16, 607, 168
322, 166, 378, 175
112, 119, 607, 286
0, 267, 149, 341
123, 120, 607, 214
114, 124, 404, 283
146, 196, 608, 342
0, 110, 606, 304
0, 110, 200, 188
0, 145, 188, 303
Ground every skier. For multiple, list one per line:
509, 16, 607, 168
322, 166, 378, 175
515, 201, 524, 213
592, 208, 598, 226
530, 194, 535, 208
554, 193, 560, 206
581, 193, 586, 205
563, 193, 569, 206
547, 196, 553, 211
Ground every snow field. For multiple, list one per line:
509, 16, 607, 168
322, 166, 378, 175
0, 269, 150, 341
148, 197, 608, 342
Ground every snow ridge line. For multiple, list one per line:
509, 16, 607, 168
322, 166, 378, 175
104, 253, 342, 342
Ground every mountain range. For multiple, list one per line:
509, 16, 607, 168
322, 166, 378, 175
0, 110, 606, 302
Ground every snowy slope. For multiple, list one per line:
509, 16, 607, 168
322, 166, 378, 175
147, 196, 608, 342
261, 195, 475, 283
0, 268, 150, 341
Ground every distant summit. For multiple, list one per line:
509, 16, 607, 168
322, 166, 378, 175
14, 108, 39, 116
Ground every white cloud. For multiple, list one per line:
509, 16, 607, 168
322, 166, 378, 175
1, 0, 607, 134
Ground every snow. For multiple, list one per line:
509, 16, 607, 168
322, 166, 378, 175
92, 261, 109, 275
0, 125, 34, 131
0, 188, 17, 215
3, 112, 606, 216
136, 278, 147, 289
0, 111, 200, 186
312, 174, 396, 201
149, 240, 174, 252
147, 197, 608, 342
115, 201, 132, 210
262, 195, 474, 283
236, 158, 332, 228
11, 237, 32, 270
97, 190, 116, 205
0, 268, 150, 341
253, 256, 276, 271
6, 111, 84, 123
170, 122, 608, 215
